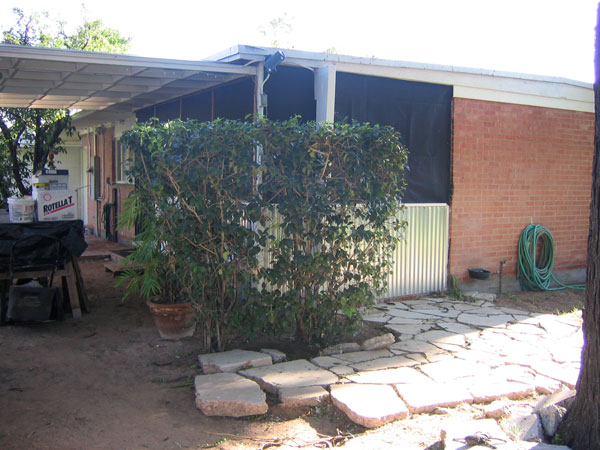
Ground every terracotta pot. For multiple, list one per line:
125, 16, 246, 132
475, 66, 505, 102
146, 299, 196, 340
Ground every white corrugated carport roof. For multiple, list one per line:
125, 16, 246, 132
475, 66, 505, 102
0, 44, 256, 115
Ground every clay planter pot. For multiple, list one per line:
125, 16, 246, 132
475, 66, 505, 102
146, 299, 196, 340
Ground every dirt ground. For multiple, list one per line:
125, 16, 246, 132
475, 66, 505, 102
0, 255, 585, 450
495, 288, 585, 315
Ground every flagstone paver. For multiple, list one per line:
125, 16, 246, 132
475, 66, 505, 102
491, 364, 538, 384
531, 374, 564, 395
419, 358, 492, 382
470, 306, 514, 316
394, 382, 473, 413
386, 317, 430, 325
505, 323, 548, 336
195, 295, 583, 430
403, 353, 429, 364
346, 367, 432, 385
437, 322, 480, 334
413, 329, 467, 345
362, 313, 390, 324
425, 352, 455, 363
524, 361, 580, 388
329, 365, 355, 376
385, 310, 433, 320
239, 359, 339, 394
194, 373, 267, 417
333, 349, 393, 364
453, 349, 505, 367
330, 383, 409, 428
309, 355, 340, 369
279, 385, 329, 408
467, 379, 537, 403
198, 349, 272, 374
457, 312, 514, 328
384, 323, 434, 335
550, 345, 581, 364
350, 355, 418, 371
378, 301, 410, 310
414, 308, 462, 318
389, 340, 445, 354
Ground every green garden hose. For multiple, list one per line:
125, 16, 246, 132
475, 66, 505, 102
517, 224, 585, 291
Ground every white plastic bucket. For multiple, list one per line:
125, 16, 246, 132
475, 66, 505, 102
8, 196, 36, 223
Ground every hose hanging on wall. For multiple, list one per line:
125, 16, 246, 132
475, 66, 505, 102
517, 224, 585, 291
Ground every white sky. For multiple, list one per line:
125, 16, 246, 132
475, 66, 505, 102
0, 0, 597, 82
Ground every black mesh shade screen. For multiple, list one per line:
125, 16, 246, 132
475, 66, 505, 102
335, 72, 452, 204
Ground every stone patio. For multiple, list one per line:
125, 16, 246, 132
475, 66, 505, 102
195, 294, 582, 443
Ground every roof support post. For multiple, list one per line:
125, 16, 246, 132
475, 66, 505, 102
255, 62, 265, 119
315, 65, 336, 124
253, 62, 265, 194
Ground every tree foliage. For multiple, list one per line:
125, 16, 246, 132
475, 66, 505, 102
119, 118, 408, 351
2, 8, 130, 52
257, 14, 294, 48
0, 108, 72, 196
0, 8, 130, 200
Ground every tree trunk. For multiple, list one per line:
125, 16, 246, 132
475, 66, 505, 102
8, 141, 29, 196
559, 5, 600, 449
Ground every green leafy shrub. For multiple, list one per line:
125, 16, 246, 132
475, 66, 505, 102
119, 118, 408, 350
119, 119, 266, 351
256, 119, 408, 344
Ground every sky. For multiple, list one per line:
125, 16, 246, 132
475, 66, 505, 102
0, 0, 597, 83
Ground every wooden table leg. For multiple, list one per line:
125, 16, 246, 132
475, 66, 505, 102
71, 257, 88, 313
65, 260, 82, 320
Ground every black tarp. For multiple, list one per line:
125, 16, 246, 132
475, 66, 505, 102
335, 72, 452, 204
136, 106, 154, 123
213, 78, 254, 120
136, 66, 316, 124
182, 91, 212, 122
0, 220, 87, 270
135, 78, 254, 123
155, 99, 180, 122
264, 66, 316, 121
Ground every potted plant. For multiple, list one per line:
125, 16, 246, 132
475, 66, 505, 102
118, 194, 196, 340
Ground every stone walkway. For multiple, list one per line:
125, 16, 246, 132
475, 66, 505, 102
195, 295, 582, 446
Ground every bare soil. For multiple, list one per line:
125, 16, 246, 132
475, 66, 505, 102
496, 288, 585, 315
0, 256, 585, 450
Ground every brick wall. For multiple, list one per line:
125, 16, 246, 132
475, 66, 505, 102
82, 128, 135, 243
450, 98, 594, 279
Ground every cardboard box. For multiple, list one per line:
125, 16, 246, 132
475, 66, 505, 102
33, 189, 77, 221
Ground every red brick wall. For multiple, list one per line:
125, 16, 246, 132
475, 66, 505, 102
82, 128, 135, 243
450, 98, 594, 279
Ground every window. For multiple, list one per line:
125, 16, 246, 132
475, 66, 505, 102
115, 139, 134, 184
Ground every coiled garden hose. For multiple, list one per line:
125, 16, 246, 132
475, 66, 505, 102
517, 224, 585, 291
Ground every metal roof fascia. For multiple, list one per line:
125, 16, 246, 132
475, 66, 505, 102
210, 44, 592, 89
0, 44, 257, 76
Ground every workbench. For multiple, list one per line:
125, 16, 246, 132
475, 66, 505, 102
0, 219, 88, 321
